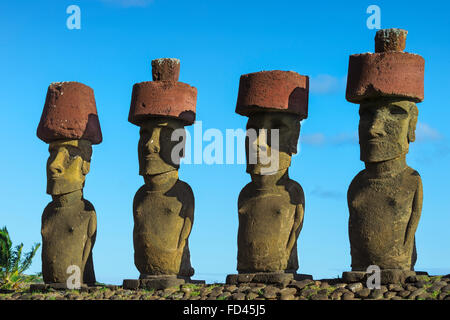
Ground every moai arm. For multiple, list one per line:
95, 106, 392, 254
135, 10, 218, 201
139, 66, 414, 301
286, 185, 305, 253
82, 207, 97, 269
404, 175, 423, 247
178, 184, 194, 250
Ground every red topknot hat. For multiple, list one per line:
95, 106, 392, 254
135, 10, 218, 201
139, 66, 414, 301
346, 28, 425, 103
37, 81, 102, 144
235, 70, 309, 120
128, 58, 197, 126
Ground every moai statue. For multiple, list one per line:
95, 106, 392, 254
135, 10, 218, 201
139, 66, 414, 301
123, 58, 202, 290
37, 82, 102, 287
226, 70, 312, 286
343, 29, 426, 284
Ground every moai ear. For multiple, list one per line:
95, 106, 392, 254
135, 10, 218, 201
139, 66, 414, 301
289, 122, 301, 155
82, 161, 91, 176
408, 104, 418, 143
289, 137, 298, 154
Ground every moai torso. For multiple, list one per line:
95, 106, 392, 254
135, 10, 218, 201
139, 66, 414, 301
348, 166, 422, 270
237, 178, 304, 272
41, 198, 96, 284
133, 179, 194, 277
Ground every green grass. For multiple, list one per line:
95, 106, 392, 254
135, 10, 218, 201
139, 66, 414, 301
416, 275, 432, 282
323, 286, 337, 295
182, 283, 202, 290
190, 290, 200, 297
143, 288, 155, 294
207, 283, 221, 289
430, 290, 440, 299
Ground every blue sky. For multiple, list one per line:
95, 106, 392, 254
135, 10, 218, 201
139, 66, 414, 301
0, 0, 449, 284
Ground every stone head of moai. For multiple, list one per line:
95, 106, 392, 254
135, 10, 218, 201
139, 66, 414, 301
236, 71, 308, 176
38, 82, 102, 196
235, 70, 308, 274
345, 29, 424, 275
129, 58, 196, 179
37, 81, 102, 285
128, 58, 196, 278
347, 29, 423, 165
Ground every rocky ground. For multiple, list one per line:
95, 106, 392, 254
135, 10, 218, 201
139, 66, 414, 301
1, 274, 450, 301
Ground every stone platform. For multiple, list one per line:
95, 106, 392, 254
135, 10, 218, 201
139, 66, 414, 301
29, 283, 98, 291
226, 272, 313, 288
123, 275, 205, 290
342, 269, 429, 284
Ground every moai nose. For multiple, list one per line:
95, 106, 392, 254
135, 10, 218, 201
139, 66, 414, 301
256, 129, 269, 151
148, 142, 160, 153
251, 130, 268, 154
49, 151, 65, 175
146, 128, 161, 153
368, 115, 386, 138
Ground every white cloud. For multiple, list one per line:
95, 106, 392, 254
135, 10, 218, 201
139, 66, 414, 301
415, 122, 442, 142
300, 133, 326, 145
301, 122, 442, 147
300, 131, 357, 146
310, 187, 344, 199
99, 0, 154, 7
309, 74, 346, 95
329, 132, 358, 145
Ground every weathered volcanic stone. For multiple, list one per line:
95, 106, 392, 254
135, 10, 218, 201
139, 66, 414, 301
123, 276, 194, 290
344, 29, 425, 281
231, 69, 311, 286
37, 82, 102, 144
346, 52, 424, 103
381, 270, 416, 284
343, 270, 417, 285
151, 58, 180, 81
235, 70, 309, 119
129, 58, 197, 126
127, 58, 202, 288
30, 283, 91, 292
38, 83, 101, 286
226, 272, 311, 287
375, 28, 408, 53
129, 81, 197, 125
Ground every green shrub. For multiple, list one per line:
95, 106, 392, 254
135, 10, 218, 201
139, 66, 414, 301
0, 226, 40, 290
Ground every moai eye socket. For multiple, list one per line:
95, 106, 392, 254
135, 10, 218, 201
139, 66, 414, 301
271, 120, 287, 131
67, 146, 81, 160
389, 105, 408, 116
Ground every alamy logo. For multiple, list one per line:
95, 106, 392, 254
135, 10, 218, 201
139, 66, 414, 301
66, 265, 81, 289
169, 122, 282, 175
366, 265, 381, 289
366, 5, 381, 30
66, 5, 81, 30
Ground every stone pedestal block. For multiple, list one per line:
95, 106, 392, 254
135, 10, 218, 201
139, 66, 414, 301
123, 276, 205, 290
226, 272, 312, 288
342, 269, 426, 285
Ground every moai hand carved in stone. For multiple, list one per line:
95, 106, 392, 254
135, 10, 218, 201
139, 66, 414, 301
227, 71, 312, 286
37, 82, 102, 286
343, 29, 425, 284
124, 58, 201, 290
